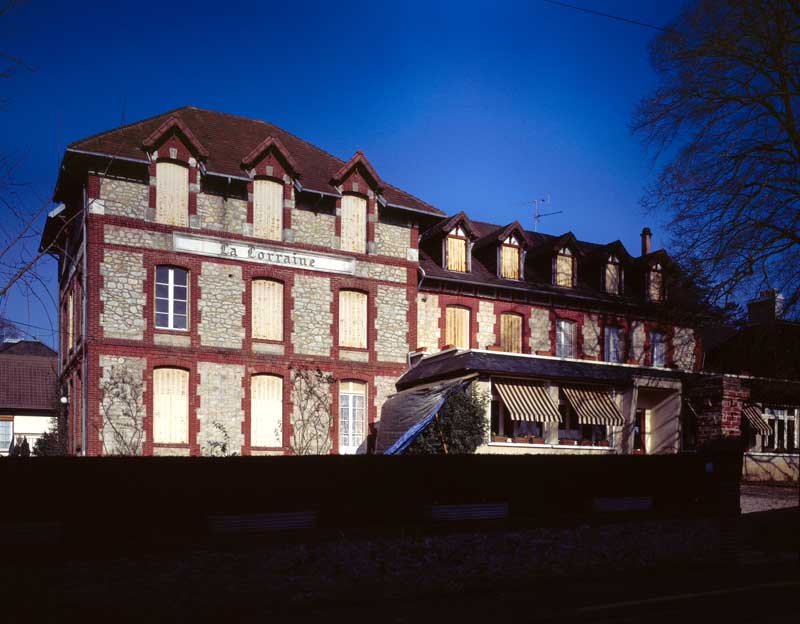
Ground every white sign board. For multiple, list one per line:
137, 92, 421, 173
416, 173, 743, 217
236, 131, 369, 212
173, 233, 356, 275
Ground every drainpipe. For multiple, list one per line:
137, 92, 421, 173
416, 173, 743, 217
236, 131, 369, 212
81, 185, 88, 456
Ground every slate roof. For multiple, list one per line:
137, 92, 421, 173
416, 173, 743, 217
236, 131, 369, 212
396, 349, 685, 390
704, 320, 800, 381
0, 342, 58, 413
62, 106, 443, 216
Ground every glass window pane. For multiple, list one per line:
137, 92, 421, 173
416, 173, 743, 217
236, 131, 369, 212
173, 314, 188, 330
156, 266, 169, 283
155, 313, 169, 328
173, 286, 188, 302
156, 298, 169, 313
173, 301, 187, 315
173, 269, 188, 286
156, 284, 169, 298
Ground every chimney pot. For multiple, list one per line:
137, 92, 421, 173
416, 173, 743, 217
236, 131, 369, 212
747, 289, 784, 324
640, 227, 652, 256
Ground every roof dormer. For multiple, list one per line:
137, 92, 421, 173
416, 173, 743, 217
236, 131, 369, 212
419, 212, 478, 273
241, 135, 300, 181
331, 150, 384, 196
142, 116, 209, 165
640, 250, 670, 302
550, 233, 580, 288
473, 221, 528, 280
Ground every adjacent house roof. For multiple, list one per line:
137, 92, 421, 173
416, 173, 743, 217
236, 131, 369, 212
704, 320, 800, 380
59, 106, 443, 216
0, 342, 58, 413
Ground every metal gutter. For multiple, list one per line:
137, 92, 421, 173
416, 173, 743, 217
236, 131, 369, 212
66, 147, 149, 165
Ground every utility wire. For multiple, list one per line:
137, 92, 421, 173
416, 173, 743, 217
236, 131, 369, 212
541, 0, 676, 33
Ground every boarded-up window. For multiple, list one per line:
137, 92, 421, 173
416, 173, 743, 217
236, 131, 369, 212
155, 162, 189, 227
339, 290, 367, 348
153, 367, 189, 444
605, 256, 620, 294
555, 248, 573, 287
66, 289, 74, 350
500, 313, 523, 353
339, 380, 366, 454
253, 179, 283, 241
251, 374, 283, 447
252, 279, 283, 341
648, 265, 663, 302
341, 195, 367, 253
446, 237, 467, 272
445, 306, 470, 349
500, 238, 520, 280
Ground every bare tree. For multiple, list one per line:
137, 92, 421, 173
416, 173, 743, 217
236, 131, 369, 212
98, 365, 145, 455
290, 366, 335, 455
633, 0, 800, 319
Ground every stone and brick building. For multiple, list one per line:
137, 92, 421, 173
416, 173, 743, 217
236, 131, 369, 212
43, 106, 733, 457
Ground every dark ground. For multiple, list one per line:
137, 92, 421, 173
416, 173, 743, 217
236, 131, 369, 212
2, 487, 797, 623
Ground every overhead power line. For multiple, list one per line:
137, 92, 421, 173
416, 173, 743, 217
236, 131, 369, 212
541, 0, 675, 33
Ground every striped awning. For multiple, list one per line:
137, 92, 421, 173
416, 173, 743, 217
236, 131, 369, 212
742, 404, 771, 436
563, 385, 624, 426
494, 380, 561, 423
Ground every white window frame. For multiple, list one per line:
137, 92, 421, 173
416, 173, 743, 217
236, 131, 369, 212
155, 266, 189, 331
604, 326, 623, 363
651, 331, 667, 367
0, 420, 13, 452
556, 319, 576, 358
339, 381, 367, 455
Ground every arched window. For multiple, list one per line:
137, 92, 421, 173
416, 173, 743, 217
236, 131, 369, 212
155, 161, 189, 227
500, 235, 521, 280
341, 194, 367, 253
446, 226, 468, 272
339, 290, 368, 348
554, 247, 574, 288
339, 380, 367, 455
253, 179, 283, 241
251, 374, 283, 447
648, 263, 663, 302
500, 313, 523, 353
252, 279, 283, 341
155, 266, 189, 330
445, 305, 471, 349
605, 254, 621, 294
152, 367, 189, 444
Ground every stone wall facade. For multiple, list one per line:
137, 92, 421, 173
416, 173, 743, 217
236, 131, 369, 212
292, 275, 333, 356
100, 250, 146, 340
196, 362, 245, 456
292, 208, 336, 249
375, 285, 409, 363
530, 307, 551, 353
581, 314, 600, 358
198, 262, 245, 349
98, 355, 147, 455
100, 178, 149, 219
373, 375, 398, 423
477, 301, 496, 349
673, 327, 696, 371
416, 293, 441, 352
105, 225, 171, 250
375, 221, 410, 259
630, 321, 646, 365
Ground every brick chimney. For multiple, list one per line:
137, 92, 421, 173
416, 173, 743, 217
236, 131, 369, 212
640, 227, 652, 256
747, 289, 784, 324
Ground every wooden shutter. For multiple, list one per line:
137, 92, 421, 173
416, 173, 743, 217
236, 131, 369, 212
251, 374, 283, 447
155, 162, 189, 227
501, 245, 520, 279
445, 306, 470, 349
340, 195, 367, 253
153, 368, 189, 444
339, 290, 367, 348
253, 179, 283, 240
446, 236, 467, 272
500, 313, 522, 353
605, 263, 620, 294
556, 253, 573, 287
252, 280, 283, 341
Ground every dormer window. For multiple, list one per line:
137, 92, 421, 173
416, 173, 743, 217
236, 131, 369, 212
554, 247, 574, 288
605, 254, 621, 295
647, 263, 663, 302
446, 226, 468, 272
500, 235, 521, 280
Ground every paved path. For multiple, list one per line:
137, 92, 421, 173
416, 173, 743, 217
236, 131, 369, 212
740, 483, 799, 514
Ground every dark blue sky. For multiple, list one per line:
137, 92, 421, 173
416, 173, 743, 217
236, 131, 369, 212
0, 0, 683, 345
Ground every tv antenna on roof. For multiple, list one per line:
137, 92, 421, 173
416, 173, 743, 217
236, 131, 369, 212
532, 194, 562, 232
